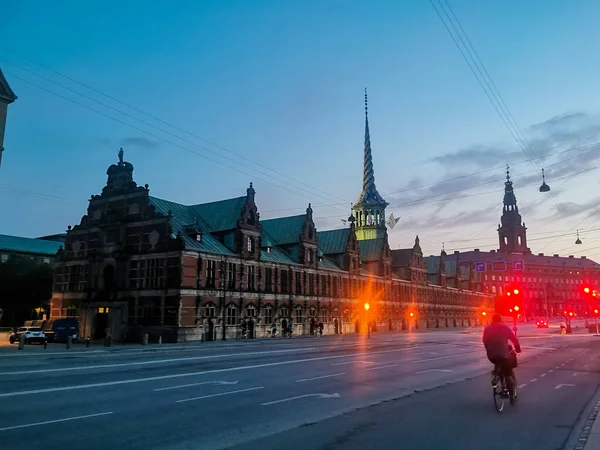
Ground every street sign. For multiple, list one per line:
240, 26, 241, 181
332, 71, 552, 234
475, 262, 486, 272
512, 260, 524, 270
492, 261, 507, 271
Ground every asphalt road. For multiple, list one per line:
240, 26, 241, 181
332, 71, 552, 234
0, 325, 597, 450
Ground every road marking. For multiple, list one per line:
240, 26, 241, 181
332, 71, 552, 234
415, 369, 453, 374
261, 393, 340, 406
530, 378, 538, 382
0, 347, 318, 376
176, 386, 264, 403
573, 372, 586, 377
331, 360, 373, 366
518, 384, 526, 389
0, 412, 113, 432
154, 380, 239, 391
296, 373, 345, 383
548, 369, 554, 373
521, 345, 557, 351
367, 364, 398, 371
555, 384, 575, 390
412, 352, 478, 364
541, 373, 547, 377
0, 344, 440, 398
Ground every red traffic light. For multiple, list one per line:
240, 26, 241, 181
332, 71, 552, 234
514, 305, 520, 312
584, 287, 591, 294
513, 289, 519, 295
481, 311, 487, 317
569, 311, 574, 317
594, 309, 599, 315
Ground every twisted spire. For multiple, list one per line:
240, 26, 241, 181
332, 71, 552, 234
356, 88, 387, 206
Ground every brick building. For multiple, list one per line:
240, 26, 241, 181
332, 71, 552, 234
0, 234, 63, 265
425, 169, 600, 319
50, 98, 492, 342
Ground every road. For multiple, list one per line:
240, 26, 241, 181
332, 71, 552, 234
0, 325, 598, 450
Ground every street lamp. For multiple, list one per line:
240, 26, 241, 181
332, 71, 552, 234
364, 303, 370, 338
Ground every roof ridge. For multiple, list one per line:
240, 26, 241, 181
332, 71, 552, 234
190, 195, 246, 208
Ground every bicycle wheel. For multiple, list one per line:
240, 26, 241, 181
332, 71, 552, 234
493, 376, 505, 412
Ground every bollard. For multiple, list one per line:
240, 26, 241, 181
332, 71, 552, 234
142, 333, 149, 345
66, 336, 72, 349
104, 335, 112, 347
158, 335, 162, 345
18, 334, 25, 351
44, 338, 48, 350
85, 337, 90, 348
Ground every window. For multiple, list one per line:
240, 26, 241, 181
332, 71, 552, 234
321, 275, 327, 296
248, 265, 256, 291
295, 272, 302, 294
0, 254, 7, 262
66, 308, 77, 317
307, 249, 313, 263
264, 307, 273, 324
265, 267, 272, 292
226, 306, 237, 325
280, 307, 289, 318
320, 309, 327, 323
205, 305, 215, 317
309, 273, 315, 295
309, 307, 316, 317
146, 259, 163, 288
206, 260, 216, 288
281, 270, 289, 293
295, 307, 303, 324
227, 263, 236, 289
247, 305, 256, 317
247, 236, 253, 253
43, 258, 50, 264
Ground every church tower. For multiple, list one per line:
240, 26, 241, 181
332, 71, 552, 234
498, 166, 530, 254
0, 67, 17, 168
352, 89, 388, 241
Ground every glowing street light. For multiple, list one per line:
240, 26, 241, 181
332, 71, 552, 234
364, 303, 370, 311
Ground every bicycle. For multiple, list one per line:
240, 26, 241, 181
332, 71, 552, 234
491, 348, 518, 412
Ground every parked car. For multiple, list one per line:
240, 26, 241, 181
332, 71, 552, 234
9, 327, 46, 344
536, 319, 549, 328
43, 318, 79, 343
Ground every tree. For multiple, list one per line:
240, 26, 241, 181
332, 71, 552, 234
0, 255, 53, 326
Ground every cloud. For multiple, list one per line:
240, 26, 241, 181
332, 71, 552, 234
120, 137, 161, 150
550, 196, 600, 220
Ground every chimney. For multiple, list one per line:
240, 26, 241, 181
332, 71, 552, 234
569, 255, 574, 258
554, 254, 559, 257
454, 251, 459, 255
474, 249, 480, 252
538, 253, 544, 256
490, 250, 496, 253
582, 256, 587, 260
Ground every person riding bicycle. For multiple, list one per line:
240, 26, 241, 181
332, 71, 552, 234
483, 313, 522, 400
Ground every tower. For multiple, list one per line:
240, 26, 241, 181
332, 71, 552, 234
498, 166, 530, 254
352, 89, 388, 241
0, 66, 17, 168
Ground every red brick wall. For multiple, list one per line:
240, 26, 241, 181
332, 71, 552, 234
182, 256, 198, 288
180, 295, 197, 326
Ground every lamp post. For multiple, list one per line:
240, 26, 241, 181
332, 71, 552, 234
364, 303, 370, 339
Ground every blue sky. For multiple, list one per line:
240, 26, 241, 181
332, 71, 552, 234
2, 0, 600, 259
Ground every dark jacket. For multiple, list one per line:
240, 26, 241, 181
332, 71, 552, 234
482, 322, 522, 359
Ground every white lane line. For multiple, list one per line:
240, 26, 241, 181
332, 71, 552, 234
0, 347, 317, 376
555, 384, 575, 390
0, 412, 113, 432
522, 346, 557, 351
331, 361, 373, 366
541, 373, 547, 377
555, 366, 560, 369
367, 364, 398, 371
530, 378, 538, 382
518, 384, 526, 389
154, 380, 239, 391
415, 369, 453, 374
0, 344, 442, 398
296, 373, 345, 383
412, 352, 478, 364
261, 393, 340, 406
176, 386, 264, 403
548, 369, 554, 373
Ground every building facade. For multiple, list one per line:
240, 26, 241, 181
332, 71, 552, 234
425, 169, 600, 318
50, 99, 492, 342
0, 66, 17, 168
0, 234, 63, 265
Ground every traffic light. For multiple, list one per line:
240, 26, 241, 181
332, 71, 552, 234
594, 309, 599, 315
481, 311, 487, 317
364, 303, 370, 311
504, 286, 522, 316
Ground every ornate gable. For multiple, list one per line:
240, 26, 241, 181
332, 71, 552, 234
299, 204, 319, 269
237, 183, 262, 260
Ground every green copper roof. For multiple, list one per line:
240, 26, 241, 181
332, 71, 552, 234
317, 228, 349, 254
191, 196, 246, 232
149, 196, 234, 256
261, 214, 306, 245
358, 238, 384, 262
319, 257, 344, 271
0, 234, 62, 256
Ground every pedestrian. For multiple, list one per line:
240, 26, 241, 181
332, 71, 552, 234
318, 322, 324, 336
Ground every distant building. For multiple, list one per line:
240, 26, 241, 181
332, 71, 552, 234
0, 234, 63, 264
0, 66, 17, 168
50, 95, 492, 343
425, 168, 600, 318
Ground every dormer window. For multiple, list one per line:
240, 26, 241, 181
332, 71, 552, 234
307, 249, 313, 263
266, 246, 272, 254
247, 236, 253, 253
196, 232, 203, 242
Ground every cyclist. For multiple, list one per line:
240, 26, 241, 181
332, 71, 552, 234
483, 313, 522, 402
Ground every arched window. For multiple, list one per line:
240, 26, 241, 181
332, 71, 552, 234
503, 236, 508, 246
517, 235, 522, 246
247, 236, 253, 252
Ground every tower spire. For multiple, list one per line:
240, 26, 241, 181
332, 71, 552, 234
356, 88, 387, 206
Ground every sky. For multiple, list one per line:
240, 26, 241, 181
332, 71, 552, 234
2, 0, 600, 260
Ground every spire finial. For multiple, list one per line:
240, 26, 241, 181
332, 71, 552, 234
364, 87, 368, 116
506, 164, 510, 182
